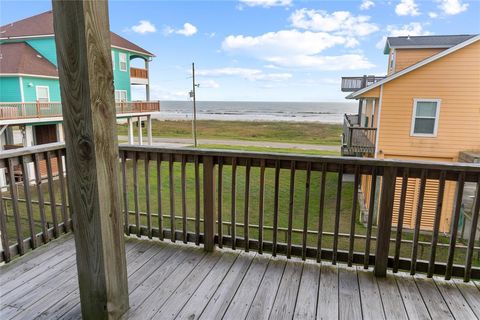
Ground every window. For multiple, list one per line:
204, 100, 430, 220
115, 90, 127, 102
36, 86, 50, 102
411, 99, 441, 136
389, 50, 395, 73
111, 51, 115, 70
119, 52, 127, 71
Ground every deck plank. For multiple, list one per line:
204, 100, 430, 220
357, 267, 386, 320
376, 274, 408, 320
453, 279, 480, 318
414, 275, 453, 320
395, 272, 430, 320
269, 259, 303, 319
338, 265, 362, 320
434, 277, 477, 320
223, 255, 269, 320
317, 263, 339, 320
175, 251, 240, 320
245, 258, 286, 320
293, 261, 321, 320
198, 252, 255, 319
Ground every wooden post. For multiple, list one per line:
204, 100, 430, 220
52, 1, 129, 318
203, 155, 216, 251
374, 167, 397, 277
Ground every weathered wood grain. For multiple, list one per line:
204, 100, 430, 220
294, 261, 320, 319
317, 263, 339, 320
434, 277, 477, 320
414, 274, 453, 319
269, 259, 303, 319
338, 265, 362, 320
395, 272, 430, 320
376, 274, 408, 320
357, 267, 386, 320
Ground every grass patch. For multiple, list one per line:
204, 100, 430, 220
117, 120, 342, 145
199, 144, 340, 156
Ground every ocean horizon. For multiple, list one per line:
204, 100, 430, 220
154, 100, 357, 124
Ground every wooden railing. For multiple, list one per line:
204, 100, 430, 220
342, 114, 377, 156
1, 144, 479, 281
130, 67, 148, 79
0, 101, 160, 120
341, 75, 386, 92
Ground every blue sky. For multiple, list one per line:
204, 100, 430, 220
1, 0, 479, 101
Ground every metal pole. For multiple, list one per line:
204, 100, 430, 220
192, 62, 198, 147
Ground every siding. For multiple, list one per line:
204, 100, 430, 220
0, 77, 21, 102
112, 48, 132, 100
22, 77, 61, 102
26, 38, 58, 66
394, 48, 445, 73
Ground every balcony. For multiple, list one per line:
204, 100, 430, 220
341, 75, 386, 92
0, 143, 479, 318
0, 101, 160, 121
342, 113, 377, 156
130, 67, 149, 85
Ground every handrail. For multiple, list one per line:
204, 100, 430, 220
1, 144, 479, 281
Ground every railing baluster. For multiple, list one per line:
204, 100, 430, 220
156, 153, 163, 240
181, 155, 187, 244
231, 157, 237, 250
217, 157, 223, 248
203, 156, 215, 252
332, 164, 343, 265
302, 162, 311, 261
244, 159, 251, 252
287, 160, 296, 259
133, 152, 140, 237
464, 176, 480, 282
45, 151, 58, 238
0, 195, 10, 262
194, 155, 200, 246
56, 150, 69, 232
21, 156, 36, 249
144, 152, 152, 239
445, 172, 466, 280
364, 167, 377, 269
169, 154, 175, 242
411, 169, 427, 275
317, 162, 327, 262
272, 160, 280, 256
33, 153, 48, 243
348, 165, 360, 267
393, 168, 409, 273
121, 151, 130, 235
258, 159, 265, 254
7, 157, 24, 255
428, 170, 446, 277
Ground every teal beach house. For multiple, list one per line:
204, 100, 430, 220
0, 11, 160, 187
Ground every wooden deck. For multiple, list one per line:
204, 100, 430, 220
1, 235, 479, 320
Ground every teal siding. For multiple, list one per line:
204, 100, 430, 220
0, 77, 21, 102
112, 48, 132, 100
25, 38, 58, 66
22, 77, 61, 102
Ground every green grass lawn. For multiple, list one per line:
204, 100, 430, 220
199, 144, 340, 156
117, 120, 343, 145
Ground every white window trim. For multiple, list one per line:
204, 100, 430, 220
115, 90, 128, 102
111, 51, 115, 70
35, 85, 50, 102
119, 52, 127, 72
410, 98, 441, 137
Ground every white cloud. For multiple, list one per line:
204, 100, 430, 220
199, 79, 220, 88
129, 20, 156, 34
196, 67, 293, 81
437, 0, 468, 15
289, 9, 378, 36
239, 0, 292, 8
428, 12, 439, 18
360, 0, 375, 10
376, 22, 433, 49
164, 23, 198, 37
222, 29, 374, 71
395, 0, 420, 16
132, 85, 187, 100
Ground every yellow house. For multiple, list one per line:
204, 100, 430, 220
341, 34, 480, 233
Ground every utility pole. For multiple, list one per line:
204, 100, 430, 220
191, 62, 199, 147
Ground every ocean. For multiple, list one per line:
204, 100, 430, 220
154, 101, 357, 124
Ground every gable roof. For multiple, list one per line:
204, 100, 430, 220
0, 42, 58, 77
384, 34, 477, 54
0, 11, 154, 57
348, 34, 480, 99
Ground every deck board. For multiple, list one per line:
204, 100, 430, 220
0, 235, 476, 320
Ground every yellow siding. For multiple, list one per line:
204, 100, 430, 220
357, 86, 380, 98
394, 48, 445, 73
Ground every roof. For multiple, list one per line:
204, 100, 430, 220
0, 11, 155, 57
0, 42, 58, 77
348, 34, 480, 99
384, 34, 477, 54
